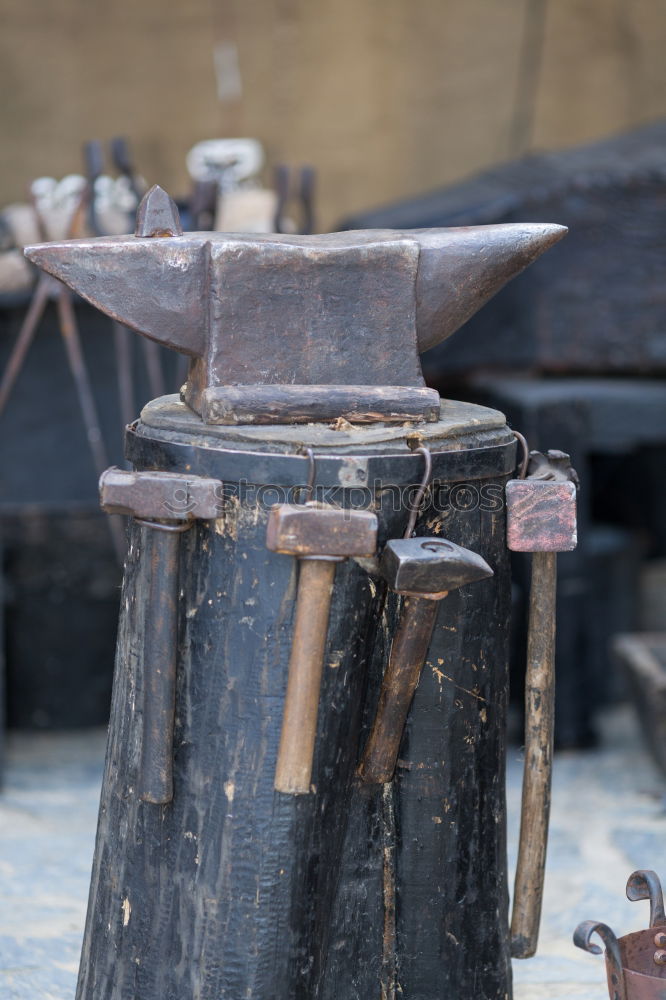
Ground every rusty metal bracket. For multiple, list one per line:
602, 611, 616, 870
575, 871, 666, 999
575, 921, 627, 1000
627, 870, 666, 929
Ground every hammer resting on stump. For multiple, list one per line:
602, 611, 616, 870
507, 448, 578, 958
266, 500, 378, 794
100, 466, 223, 804
359, 536, 494, 783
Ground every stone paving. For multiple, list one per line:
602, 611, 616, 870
509, 707, 666, 999
1, 706, 664, 999
0, 729, 106, 1000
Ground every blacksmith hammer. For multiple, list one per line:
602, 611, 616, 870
358, 536, 493, 783
100, 466, 223, 803
507, 447, 578, 958
266, 498, 378, 793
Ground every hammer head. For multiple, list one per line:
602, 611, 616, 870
266, 503, 377, 558
99, 467, 223, 520
380, 537, 493, 595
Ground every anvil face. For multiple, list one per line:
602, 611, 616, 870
195, 232, 421, 389
25, 192, 566, 425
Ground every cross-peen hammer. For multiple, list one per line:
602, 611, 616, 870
100, 466, 223, 803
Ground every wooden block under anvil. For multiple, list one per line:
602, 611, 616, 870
24, 185, 566, 425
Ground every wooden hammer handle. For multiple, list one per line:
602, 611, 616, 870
274, 558, 338, 794
138, 527, 181, 804
358, 595, 440, 784
511, 551, 557, 958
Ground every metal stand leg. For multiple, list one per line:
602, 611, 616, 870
0, 275, 51, 415
113, 321, 135, 434
56, 290, 126, 563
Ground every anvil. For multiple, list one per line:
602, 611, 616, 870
25, 185, 566, 424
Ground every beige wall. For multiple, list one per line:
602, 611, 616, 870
1, 0, 665, 230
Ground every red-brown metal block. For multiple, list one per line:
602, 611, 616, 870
506, 479, 577, 552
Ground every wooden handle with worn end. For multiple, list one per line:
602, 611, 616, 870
274, 558, 338, 794
510, 550, 557, 958
358, 595, 440, 784
139, 527, 181, 804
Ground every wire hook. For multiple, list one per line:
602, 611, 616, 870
301, 447, 316, 503
513, 430, 530, 479
404, 445, 433, 539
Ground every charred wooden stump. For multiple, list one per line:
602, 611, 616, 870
75, 397, 514, 1000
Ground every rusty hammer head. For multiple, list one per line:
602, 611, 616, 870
266, 502, 377, 559
99, 467, 222, 521
380, 537, 493, 597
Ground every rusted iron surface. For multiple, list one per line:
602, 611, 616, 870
506, 480, 577, 551
575, 921, 628, 1000
266, 501, 377, 558
507, 448, 578, 553
380, 536, 494, 594
617, 933, 666, 998
24, 187, 565, 424
359, 535, 493, 784
99, 466, 223, 520
627, 870, 666, 928
576, 872, 666, 1000
267, 500, 378, 793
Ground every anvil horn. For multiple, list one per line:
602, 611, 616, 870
25, 222, 566, 358
411, 223, 566, 352
25, 231, 209, 357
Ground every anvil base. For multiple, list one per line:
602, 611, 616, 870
196, 384, 442, 425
